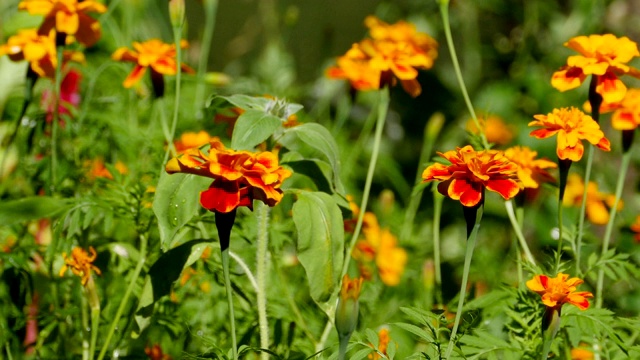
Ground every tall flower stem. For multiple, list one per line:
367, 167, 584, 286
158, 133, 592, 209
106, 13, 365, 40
432, 191, 444, 305
216, 210, 239, 360
97, 234, 148, 360
194, 0, 219, 115
256, 203, 271, 359
164, 25, 184, 164
444, 204, 483, 360
505, 200, 536, 266
50, 46, 64, 195
595, 150, 631, 308
438, 0, 489, 150
86, 277, 101, 360
555, 159, 572, 273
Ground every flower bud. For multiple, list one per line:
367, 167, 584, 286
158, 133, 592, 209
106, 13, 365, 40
169, 0, 185, 28
335, 275, 363, 339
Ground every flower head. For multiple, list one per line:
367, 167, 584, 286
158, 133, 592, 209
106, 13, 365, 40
59, 246, 101, 285
19, 0, 107, 47
85, 158, 128, 180
166, 137, 291, 213
145, 343, 172, 360
422, 145, 520, 207
563, 174, 622, 225
571, 347, 594, 360
529, 107, 610, 161
588, 88, 640, 131
551, 34, 640, 103
526, 273, 593, 310
112, 39, 194, 89
504, 146, 557, 189
466, 115, 515, 146
335, 274, 363, 339
368, 328, 392, 360
173, 130, 212, 154
630, 215, 640, 243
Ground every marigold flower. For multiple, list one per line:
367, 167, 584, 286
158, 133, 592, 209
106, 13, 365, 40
571, 347, 594, 360
86, 158, 128, 180
18, 0, 107, 47
166, 137, 291, 213
630, 215, 640, 243
112, 39, 194, 89
145, 343, 172, 360
529, 107, 610, 161
526, 273, 593, 310
588, 88, 640, 131
422, 145, 520, 207
173, 130, 212, 154
336, 274, 363, 339
551, 34, 640, 103
466, 115, 515, 146
504, 146, 556, 189
59, 246, 101, 285
368, 328, 392, 360
353, 212, 407, 286
563, 174, 622, 225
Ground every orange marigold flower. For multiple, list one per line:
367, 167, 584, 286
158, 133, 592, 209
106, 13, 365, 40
18, 0, 107, 47
571, 347, 594, 360
526, 273, 593, 310
173, 130, 212, 154
86, 158, 128, 180
563, 174, 622, 225
421, 145, 520, 207
589, 88, 640, 131
630, 215, 640, 243
529, 107, 610, 161
166, 137, 291, 213
145, 343, 172, 360
353, 212, 407, 286
112, 39, 194, 88
368, 328, 392, 360
326, 43, 382, 92
59, 246, 101, 286
504, 146, 556, 189
466, 115, 515, 146
0, 29, 84, 78
551, 34, 640, 103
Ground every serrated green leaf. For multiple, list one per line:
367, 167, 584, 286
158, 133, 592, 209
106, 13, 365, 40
152, 172, 212, 251
392, 322, 434, 342
292, 191, 344, 303
351, 348, 375, 360
231, 110, 282, 150
0, 196, 71, 224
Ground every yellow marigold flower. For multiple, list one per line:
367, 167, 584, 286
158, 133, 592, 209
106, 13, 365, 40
422, 145, 520, 207
173, 130, 212, 154
504, 146, 556, 189
526, 273, 593, 310
112, 39, 194, 88
368, 328, 392, 360
571, 347, 594, 360
563, 174, 622, 225
551, 34, 640, 103
18, 0, 107, 47
529, 107, 610, 162
466, 115, 515, 146
630, 215, 640, 243
59, 246, 101, 286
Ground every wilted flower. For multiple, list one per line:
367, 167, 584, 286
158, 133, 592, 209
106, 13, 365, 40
422, 145, 520, 207
526, 273, 593, 310
112, 39, 194, 90
59, 246, 101, 286
563, 174, 622, 225
551, 34, 640, 103
466, 115, 515, 146
166, 137, 291, 213
504, 146, 556, 189
18, 0, 107, 47
529, 107, 610, 161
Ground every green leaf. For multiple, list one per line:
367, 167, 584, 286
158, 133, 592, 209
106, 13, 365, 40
392, 322, 434, 342
292, 191, 344, 303
231, 109, 282, 150
281, 123, 344, 193
153, 172, 212, 251
219, 94, 271, 111
133, 239, 211, 337
0, 196, 71, 224
282, 159, 333, 193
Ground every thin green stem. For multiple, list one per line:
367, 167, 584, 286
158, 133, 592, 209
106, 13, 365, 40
595, 151, 631, 308
575, 145, 595, 275
194, 0, 219, 115
97, 234, 147, 360
505, 200, 536, 266
81, 293, 89, 360
433, 191, 444, 305
444, 205, 483, 360
5, 342, 13, 360
342, 99, 378, 181
338, 336, 349, 360
555, 199, 564, 274
516, 203, 525, 286
164, 25, 183, 164
222, 248, 238, 360
50, 46, 64, 195
256, 203, 270, 359
438, 0, 489, 150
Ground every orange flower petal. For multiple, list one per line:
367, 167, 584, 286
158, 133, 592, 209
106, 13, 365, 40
123, 65, 147, 88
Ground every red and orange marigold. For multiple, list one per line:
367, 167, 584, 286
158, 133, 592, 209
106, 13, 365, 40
504, 146, 556, 189
421, 145, 520, 207
551, 34, 640, 103
529, 107, 610, 162
526, 273, 593, 310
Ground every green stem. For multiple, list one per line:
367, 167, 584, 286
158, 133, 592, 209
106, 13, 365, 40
164, 25, 184, 164
342, 99, 378, 181
438, 0, 489, 150
5, 342, 13, 360
595, 150, 631, 308
194, 0, 219, 115
222, 248, 238, 360
256, 203, 270, 359
555, 198, 564, 274
86, 277, 101, 360
505, 200, 536, 266
444, 204, 483, 360
50, 46, 64, 195
81, 293, 89, 360
338, 335, 349, 360
575, 145, 595, 275
97, 234, 148, 360
433, 191, 444, 305
515, 202, 525, 286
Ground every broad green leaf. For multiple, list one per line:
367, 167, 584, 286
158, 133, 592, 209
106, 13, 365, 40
292, 191, 344, 303
282, 159, 333, 193
231, 109, 282, 150
0, 196, 71, 225
153, 172, 211, 251
219, 94, 271, 111
133, 239, 211, 337
281, 123, 344, 193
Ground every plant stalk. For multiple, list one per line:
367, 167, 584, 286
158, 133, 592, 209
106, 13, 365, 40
505, 200, 536, 265
194, 0, 219, 114
222, 248, 238, 360
256, 203, 271, 359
